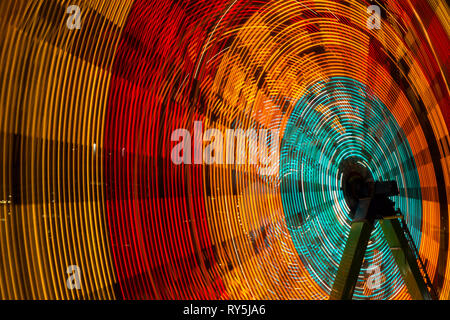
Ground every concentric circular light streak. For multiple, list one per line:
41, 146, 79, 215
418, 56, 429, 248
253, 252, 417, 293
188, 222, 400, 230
0, 0, 448, 300
280, 76, 422, 299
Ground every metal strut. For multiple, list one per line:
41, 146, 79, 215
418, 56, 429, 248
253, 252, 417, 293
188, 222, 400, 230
329, 180, 437, 300
398, 216, 438, 299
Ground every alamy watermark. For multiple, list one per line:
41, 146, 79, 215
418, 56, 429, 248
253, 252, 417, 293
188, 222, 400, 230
66, 265, 81, 290
170, 121, 279, 175
367, 5, 381, 30
66, 5, 81, 30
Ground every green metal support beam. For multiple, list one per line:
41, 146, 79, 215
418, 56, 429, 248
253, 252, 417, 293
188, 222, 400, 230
379, 218, 432, 300
329, 220, 374, 300
330, 217, 432, 300
329, 178, 434, 300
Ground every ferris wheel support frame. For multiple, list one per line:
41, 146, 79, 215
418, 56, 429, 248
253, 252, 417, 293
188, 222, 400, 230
329, 181, 435, 300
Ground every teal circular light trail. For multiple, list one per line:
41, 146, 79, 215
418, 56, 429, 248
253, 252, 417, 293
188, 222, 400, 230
280, 77, 422, 299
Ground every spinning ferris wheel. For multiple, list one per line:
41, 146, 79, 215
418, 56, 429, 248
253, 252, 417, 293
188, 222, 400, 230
0, 0, 448, 301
